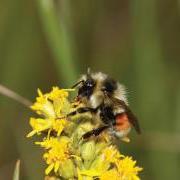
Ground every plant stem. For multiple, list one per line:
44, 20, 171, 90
0, 84, 32, 107
37, 0, 78, 86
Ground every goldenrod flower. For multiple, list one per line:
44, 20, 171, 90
27, 117, 68, 138
102, 145, 123, 163
52, 119, 67, 136
36, 137, 70, 175
27, 118, 52, 137
100, 169, 120, 180
31, 89, 56, 118
116, 156, 143, 180
27, 87, 143, 180
27, 87, 71, 137
78, 145, 142, 180
48, 87, 73, 117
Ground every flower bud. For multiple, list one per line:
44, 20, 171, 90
59, 159, 75, 179
95, 142, 107, 155
90, 155, 109, 171
72, 122, 93, 145
81, 141, 95, 161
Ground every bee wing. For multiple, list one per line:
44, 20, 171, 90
107, 96, 141, 134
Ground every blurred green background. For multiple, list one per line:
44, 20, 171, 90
0, 0, 180, 179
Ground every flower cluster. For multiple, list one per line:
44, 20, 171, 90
27, 87, 142, 179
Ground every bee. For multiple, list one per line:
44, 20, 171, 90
69, 70, 141, 141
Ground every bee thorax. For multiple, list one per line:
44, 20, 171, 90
88, 92, 104, 108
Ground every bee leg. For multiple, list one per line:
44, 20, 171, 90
67, 107, 98, 117
82, 126, 109, 139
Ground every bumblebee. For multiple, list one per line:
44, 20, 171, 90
69, 70, 141, 141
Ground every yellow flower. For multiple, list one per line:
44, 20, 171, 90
27, 86, 143, 179
48, 87, 70, 100
79, 169, 100, 177
27, 87, 71, 137
79, 146, 142, 180
27, 118, 67, 137
77, 168, 83, 180
78, 152, 110, 178
27, 118, 53, 137
31, 87, 72, 118
36, 137, 70, 175
48, 87, 73, 117
100, 169, 120, 180
102, 145, 124, 163
53, 119, 67, 136
31, 89, 56, 118
116, 156, 143, 180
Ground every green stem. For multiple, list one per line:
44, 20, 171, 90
37, 0, 78, 86
131, 0, 176, 179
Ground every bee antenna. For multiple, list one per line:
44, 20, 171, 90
71, 80, 84, 88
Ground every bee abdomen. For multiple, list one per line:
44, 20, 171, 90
115, 113, 131, 131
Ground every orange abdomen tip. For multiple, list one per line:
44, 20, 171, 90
115, 113, 131, 131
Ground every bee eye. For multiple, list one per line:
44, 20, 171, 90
77, 78, 95, 98
86, 79, 94, 87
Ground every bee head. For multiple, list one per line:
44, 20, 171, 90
78, 77, 96, 99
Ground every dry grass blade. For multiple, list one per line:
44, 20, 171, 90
13, 160, 20, 180
0, 84, 32, 107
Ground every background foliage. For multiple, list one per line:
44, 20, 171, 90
0, 0, 180, 179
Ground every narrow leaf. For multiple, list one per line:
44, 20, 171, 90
13, 160, 20, 180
